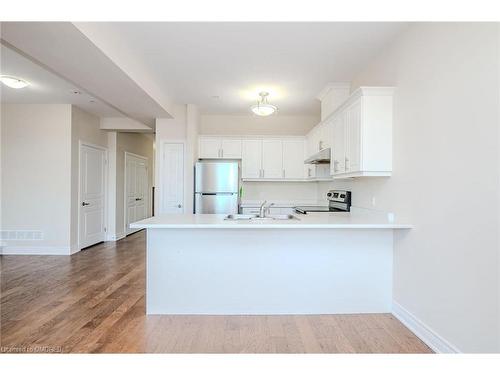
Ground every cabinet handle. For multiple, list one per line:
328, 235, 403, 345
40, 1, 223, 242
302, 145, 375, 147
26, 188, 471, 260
221, 149, 224, 158
282, 169, 285, 178
262, 169, 265, 178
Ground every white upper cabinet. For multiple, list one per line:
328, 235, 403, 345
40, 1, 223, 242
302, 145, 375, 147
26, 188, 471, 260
199, 137, 221, 159
331, 113, 346, 175
345, 98, 361, 173
220, 139, 242, 159
227, 137, 307, 181
317, 83, 351, 121
241, 139, 262, 179
199, 137, 242, 159
262, 139, 283, 179
330, 87, 394, 178
282, 140, 306, 179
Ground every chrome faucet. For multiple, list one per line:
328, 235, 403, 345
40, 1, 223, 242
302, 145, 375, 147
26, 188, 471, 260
259, 201, 267, 218
259, 201, 275, 218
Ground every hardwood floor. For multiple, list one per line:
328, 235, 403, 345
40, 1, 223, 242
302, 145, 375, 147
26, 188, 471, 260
0, 231, 432, 353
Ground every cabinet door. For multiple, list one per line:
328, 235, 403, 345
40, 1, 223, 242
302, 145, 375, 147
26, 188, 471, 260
282, 140, 305, 179
241, 140, 262, 178
306, 165, 316, 178
199, 138, 221, 159
332, 115, 346, 174
221, 139, 242, 159
346, 99, 361, 172
262, 139, 283, 179
323, 118, 334, 149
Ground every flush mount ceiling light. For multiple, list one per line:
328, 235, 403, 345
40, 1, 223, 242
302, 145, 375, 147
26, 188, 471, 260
0, 75, 30, 89
251, 92, 277, 116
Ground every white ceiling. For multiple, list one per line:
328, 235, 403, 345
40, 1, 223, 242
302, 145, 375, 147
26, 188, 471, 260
0, 44, 123, 117
1, 22, 173, 127
75, 22, 408, 115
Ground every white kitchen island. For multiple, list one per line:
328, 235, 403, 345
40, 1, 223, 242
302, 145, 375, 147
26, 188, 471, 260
130, 210, 411, 315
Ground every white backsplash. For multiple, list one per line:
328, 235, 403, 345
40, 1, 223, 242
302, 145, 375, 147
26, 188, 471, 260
241, 181, 318, 203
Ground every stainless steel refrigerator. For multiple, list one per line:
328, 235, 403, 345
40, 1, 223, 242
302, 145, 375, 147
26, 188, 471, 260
194, 161, 239, 214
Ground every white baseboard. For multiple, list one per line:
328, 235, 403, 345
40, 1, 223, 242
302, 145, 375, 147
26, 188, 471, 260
392, 301, 460, 353
106, 232, 126, 241
0, 245, 72, 255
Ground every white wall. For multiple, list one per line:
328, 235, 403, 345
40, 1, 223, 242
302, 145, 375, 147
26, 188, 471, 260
241, 181, 317, 203
322, 23, 500, 352
200, 114, 319, 136
0, 103, 155, 253
1, 104, 73, 253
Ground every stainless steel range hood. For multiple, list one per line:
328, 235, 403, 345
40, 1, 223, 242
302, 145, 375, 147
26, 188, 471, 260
304, 148, 331, 164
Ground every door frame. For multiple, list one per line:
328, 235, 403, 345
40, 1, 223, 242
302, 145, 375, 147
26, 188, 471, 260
159, 140, 186, 214
78, 141, 109, 252
124, 151, 149, 235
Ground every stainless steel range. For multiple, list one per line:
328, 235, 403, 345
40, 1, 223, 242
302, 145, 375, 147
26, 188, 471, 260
294, 190, 351, 214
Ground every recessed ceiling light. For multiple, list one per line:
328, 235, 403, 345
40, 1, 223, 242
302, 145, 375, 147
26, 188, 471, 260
72, 90, 82, 95
251, 92, 278, 116
0, 75, 30, 89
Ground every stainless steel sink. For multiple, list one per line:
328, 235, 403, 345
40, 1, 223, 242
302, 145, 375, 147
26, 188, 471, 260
225, 214, 299, 221
225, 214, 256, 220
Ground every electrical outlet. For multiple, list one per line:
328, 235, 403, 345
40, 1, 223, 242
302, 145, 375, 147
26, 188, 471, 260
371, 196, 376, 206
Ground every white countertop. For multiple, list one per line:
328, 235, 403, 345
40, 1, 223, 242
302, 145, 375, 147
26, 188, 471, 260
130, 210, 412, 229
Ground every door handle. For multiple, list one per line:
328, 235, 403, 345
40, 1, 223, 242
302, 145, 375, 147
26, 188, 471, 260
135, 198, 142, 201
82, 202, 90, 206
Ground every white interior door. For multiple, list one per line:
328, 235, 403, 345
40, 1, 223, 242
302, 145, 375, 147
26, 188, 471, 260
161, 143, 184, 213
79, 144, 106, 249
126, 153, 149, 235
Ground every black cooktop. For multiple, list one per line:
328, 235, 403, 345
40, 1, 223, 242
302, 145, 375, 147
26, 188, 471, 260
294, 206, 344, 214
